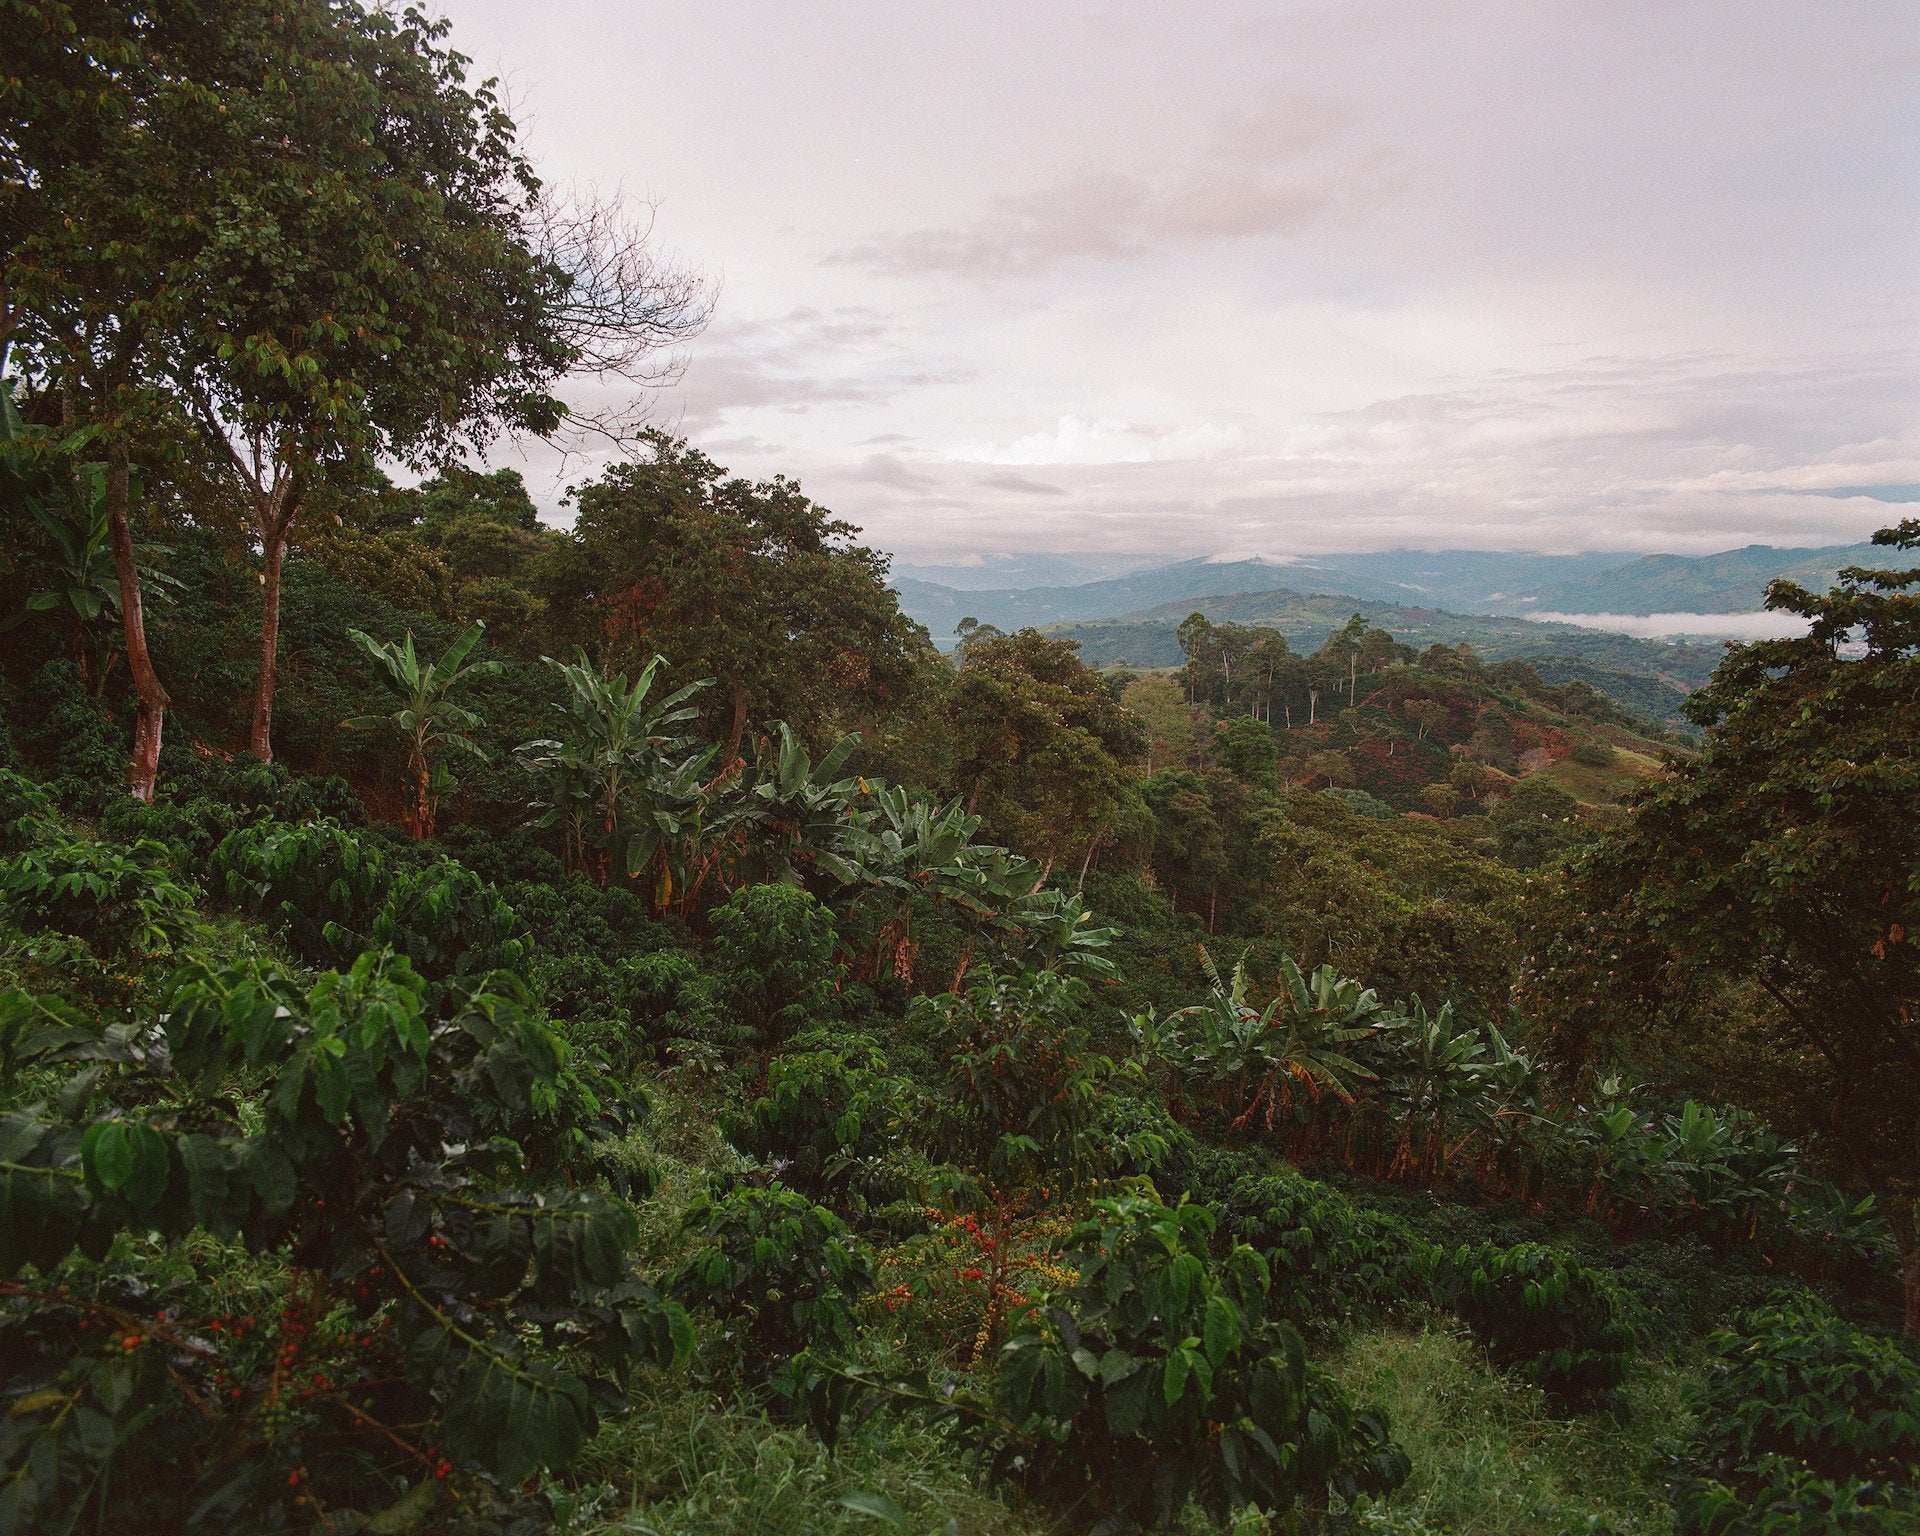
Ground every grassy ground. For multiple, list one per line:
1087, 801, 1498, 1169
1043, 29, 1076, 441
1539, 748, 1662, 806
1331, 1325, 1691, 1536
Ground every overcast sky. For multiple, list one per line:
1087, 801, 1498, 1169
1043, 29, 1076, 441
444, 0, 1918, 561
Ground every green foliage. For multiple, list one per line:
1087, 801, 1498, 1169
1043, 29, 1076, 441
1436, 1242, 1640, 1410
1, 832, 197, 960
919, 969, 1127, 1202
1671, 1293, 1920, 1535
346, 622, 502, 837
518, 651, 712, 895
208, 817, 386, 963
370, 856, 527, 983
709, 883, 838, 1046
995, 1194, 1410, 1529
671, 1184, 878, 1378
729, 1043, 916, 1209
0, 768, 54, 854
1211, 1165, 1437, 1336
1136, 949, 1388, 1133
0, 950, 684, 1529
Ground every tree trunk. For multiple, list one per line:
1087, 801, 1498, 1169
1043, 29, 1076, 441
104, 445, 167, 801
251, 527, 287, 761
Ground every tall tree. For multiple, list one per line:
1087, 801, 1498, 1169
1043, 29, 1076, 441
4, 0, 195, 796
5, 1, 707, 782
548, 433, 924, 758
1531, 522, 1920, 1333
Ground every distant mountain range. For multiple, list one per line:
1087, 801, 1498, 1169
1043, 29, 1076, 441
1498, 543, 1885, 616
890, 542, 1885, 641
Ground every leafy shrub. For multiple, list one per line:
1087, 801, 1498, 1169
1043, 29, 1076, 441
0, 767, 53, 853
1671, 1292, 1920, 1535
728, 1043, 914, 1208
370, 856, 527, 982
0, 833, 197, 959
707, 882, 838, 1046
994, 1194, 1410, 1529
615, 946, 733, 1060
1213, 1167, 1438, 1335
0, 951, 688, 1530
1436, 1241, 1639, 1409
1570, 738, 1616, 767
208, 817, 387, 961
670, 1183, 877, 1380
15, 659, 122, 813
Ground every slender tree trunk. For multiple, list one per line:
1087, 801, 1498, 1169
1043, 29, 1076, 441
104, 445, 167, 800
251, 525, 288, 761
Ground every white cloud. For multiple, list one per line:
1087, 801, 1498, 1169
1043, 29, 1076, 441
949, 416, 1244, 466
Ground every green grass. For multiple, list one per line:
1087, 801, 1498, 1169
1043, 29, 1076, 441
1538, 748, 1661, 806
1332, 1325, 1691, 1536
568, 1375, 1039, 1536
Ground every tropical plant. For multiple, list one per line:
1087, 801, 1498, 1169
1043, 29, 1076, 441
1375, 997, 1491, 1183
1137, 950, 1387, 1133
518, 652, 712, 897
994, 1194, 1410, 1529
0, 951, 685, 1530
346, 622, 501, 837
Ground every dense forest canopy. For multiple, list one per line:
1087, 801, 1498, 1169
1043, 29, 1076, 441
2, 4, 1917, 1534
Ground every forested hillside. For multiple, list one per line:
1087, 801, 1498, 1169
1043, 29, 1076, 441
2, 5, 1917, 1534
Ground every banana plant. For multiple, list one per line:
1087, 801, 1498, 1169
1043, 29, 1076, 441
519, 653, 712, 897
346, 622, 501, 838
722, 722, 867, 889
1137, 949, 1386, 1133
1376, 997, 1490, 1183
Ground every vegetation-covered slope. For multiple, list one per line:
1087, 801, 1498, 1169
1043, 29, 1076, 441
2, 5, 1917, 1534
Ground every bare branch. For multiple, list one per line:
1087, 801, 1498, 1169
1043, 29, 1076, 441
526, 182, 714, 444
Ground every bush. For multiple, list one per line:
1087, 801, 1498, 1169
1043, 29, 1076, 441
670, 1183, 877, 1381
370, 856, 527, 982
0, 951, 689, 1529
0, 768, 54, 854
1671, 1292, 1920, 1534
1213, 1167, 1438, 1336
1436, 1241, 1639, 1409
208, 818, 387, 962
707, 882, 838, 1046
728, 1043, 914, 1209
14, 660, 122, 813
994, 1194, 1410, 1529
0, 832, 197, 959
1570, 738, 1616, 767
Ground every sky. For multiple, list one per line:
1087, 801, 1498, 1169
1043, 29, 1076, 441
443, 0, 1920, 562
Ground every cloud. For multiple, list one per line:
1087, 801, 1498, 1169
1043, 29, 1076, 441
826, 94, 1392, 278
659, 306, 969, 433
950, 415, 1244, 466
976, 471, 1068, 495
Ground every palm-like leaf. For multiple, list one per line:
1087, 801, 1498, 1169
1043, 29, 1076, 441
347, 621, 501, 836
